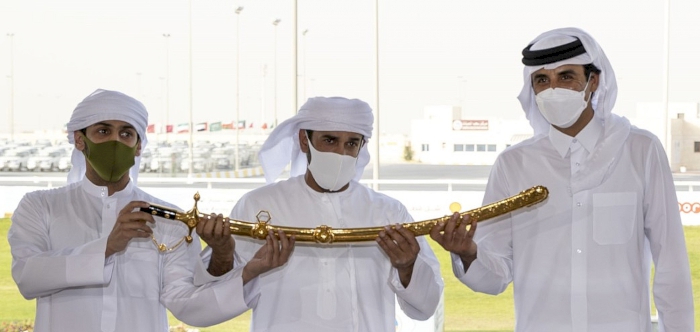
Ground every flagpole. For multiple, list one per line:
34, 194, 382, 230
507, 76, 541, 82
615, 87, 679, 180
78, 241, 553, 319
372, 0, 380, 191
235, 6, 244, 172
662, 0, 671, 163
187, 0, 194, 180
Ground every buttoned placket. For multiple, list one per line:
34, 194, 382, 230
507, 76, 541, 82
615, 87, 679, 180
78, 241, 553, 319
316, 194, 340, 321
326, 193, 359, 332
568, 140, 588, 332
101, 192, 119, 332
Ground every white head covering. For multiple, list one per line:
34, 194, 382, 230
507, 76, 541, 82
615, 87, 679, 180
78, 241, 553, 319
517, 27, 618, 135
65, 89, 149, 184
259, 96, 374, 184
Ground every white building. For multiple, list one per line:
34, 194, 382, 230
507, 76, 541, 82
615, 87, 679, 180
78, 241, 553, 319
634, 102, 700, 172
409, 105, 532, 165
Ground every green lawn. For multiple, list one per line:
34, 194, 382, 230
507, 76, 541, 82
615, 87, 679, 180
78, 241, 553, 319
1, 218, 698, 331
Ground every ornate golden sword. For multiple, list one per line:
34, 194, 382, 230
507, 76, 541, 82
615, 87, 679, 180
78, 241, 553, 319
140, 185, 548, 244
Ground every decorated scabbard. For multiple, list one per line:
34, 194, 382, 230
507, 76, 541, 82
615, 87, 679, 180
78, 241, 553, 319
141, 185, 548, 244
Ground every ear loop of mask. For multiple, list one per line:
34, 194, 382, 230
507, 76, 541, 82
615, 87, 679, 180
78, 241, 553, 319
582, 73, 593, 102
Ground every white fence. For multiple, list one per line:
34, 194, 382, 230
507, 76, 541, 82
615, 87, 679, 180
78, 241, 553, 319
1, 177, 699, 226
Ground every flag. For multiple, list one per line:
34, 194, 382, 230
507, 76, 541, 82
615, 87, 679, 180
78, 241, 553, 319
209, 122, 222, 132
261, 123, 268, 130
147, 124, 156, 133
237, 120, 246, 129
195, 122, 208, 132
166, 125, 174, 133
248, 122, 254, 128
176, 123, 190, 133
222, 122, 234, 130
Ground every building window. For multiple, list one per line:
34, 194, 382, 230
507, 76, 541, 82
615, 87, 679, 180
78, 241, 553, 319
421, 144, 430, 152
453, 144, 464, 152
465, 144, 475, 152
477, 144, 486, 152
487, 144, 497, 152
695, 142, 700, 152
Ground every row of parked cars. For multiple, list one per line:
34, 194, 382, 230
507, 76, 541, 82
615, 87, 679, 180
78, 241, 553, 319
141, 141, 260, 174
0, 139, 260, 174
0, 141, 73, 172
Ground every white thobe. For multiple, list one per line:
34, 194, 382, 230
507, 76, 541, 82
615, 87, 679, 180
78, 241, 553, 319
8, 178, 248, 332
229, 176, 443, 332
455, 117, 694, 331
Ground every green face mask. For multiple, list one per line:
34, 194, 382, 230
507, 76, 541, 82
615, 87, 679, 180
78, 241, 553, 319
80, 134, 138, 182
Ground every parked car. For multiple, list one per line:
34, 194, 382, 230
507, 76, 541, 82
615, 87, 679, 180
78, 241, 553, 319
58, 155, 72, 172
138, 148, 154, 173
180, 157, 213, 173
150, 156, 178, 174
27, 148, 65, 172
0, 149, 33, 172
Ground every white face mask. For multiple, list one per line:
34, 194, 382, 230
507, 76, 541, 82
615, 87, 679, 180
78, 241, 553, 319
535, 77, 591, 128
306, 136, 358, 192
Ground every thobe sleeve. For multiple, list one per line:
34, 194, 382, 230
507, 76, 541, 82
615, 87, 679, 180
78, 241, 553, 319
455, 159, 514, 295
642, 139, 694, 331
391, 236, 444, 320
161, 232, 249, 327
193, 246, 246, 286
8, 193, 113, 299
228, 196, 266, 309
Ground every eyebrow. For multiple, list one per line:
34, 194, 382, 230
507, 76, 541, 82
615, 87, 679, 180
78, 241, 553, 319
319, 134, 362, 142
92, 122, 136, 131
556, 69, 578, 76
319, 134, 339, 140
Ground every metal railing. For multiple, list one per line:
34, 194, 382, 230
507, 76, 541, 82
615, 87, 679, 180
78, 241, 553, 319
1, 176, 699, 193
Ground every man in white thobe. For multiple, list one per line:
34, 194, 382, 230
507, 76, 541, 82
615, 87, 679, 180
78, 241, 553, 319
228, 97, 443, 332
431, 28, 694, 332
8, 89, 288, 332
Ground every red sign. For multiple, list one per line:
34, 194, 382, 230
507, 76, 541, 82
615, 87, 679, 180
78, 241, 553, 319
452, 120, 489, 131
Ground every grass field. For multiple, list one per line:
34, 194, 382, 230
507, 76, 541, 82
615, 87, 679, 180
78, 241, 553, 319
1, 218, 698, 331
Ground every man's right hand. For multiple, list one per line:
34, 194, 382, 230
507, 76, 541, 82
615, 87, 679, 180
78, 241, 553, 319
106, 201, 155, 258
242, 230, 295, 285
429, 212, 478, 271
197, 213, 235, 277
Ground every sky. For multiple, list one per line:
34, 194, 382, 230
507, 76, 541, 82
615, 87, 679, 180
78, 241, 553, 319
0, 0, 699, 137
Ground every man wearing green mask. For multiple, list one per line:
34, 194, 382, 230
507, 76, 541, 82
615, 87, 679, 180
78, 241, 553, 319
8, 89, 293, 331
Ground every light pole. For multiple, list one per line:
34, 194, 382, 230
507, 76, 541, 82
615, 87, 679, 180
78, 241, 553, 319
373, 0, 380, 190
136, 72, 142, 98
163, 33, 171, 142
272, 18, 281, 128
662, 0, 671, 161
235, 6, 244, 172
7, 33, 14, 141
302, 29, 308, 101
187, 0, 194, 179
292, 0, 298, 112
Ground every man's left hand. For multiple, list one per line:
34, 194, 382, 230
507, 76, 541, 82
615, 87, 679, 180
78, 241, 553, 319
376, 224, 420, 288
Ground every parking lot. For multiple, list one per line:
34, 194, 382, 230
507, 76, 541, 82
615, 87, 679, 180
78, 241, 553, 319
0, 139, 261, 175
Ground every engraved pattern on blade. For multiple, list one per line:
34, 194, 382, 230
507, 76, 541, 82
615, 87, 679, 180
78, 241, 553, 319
140, 186, 549, 244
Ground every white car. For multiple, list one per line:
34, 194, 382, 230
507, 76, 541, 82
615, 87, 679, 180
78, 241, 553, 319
58, 156, 72, 172
27, 149, 65, 172
0, 149, 33, 171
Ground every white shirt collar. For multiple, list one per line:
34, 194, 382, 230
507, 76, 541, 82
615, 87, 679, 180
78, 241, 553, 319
80, 176, 135, 199
549, 117, 604, 158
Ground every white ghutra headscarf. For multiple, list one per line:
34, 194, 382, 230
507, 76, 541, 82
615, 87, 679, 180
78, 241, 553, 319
517, 27, 618, 136
65, 89, 149, 184
258, 97, 374, 184
516, 27, 631, 193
